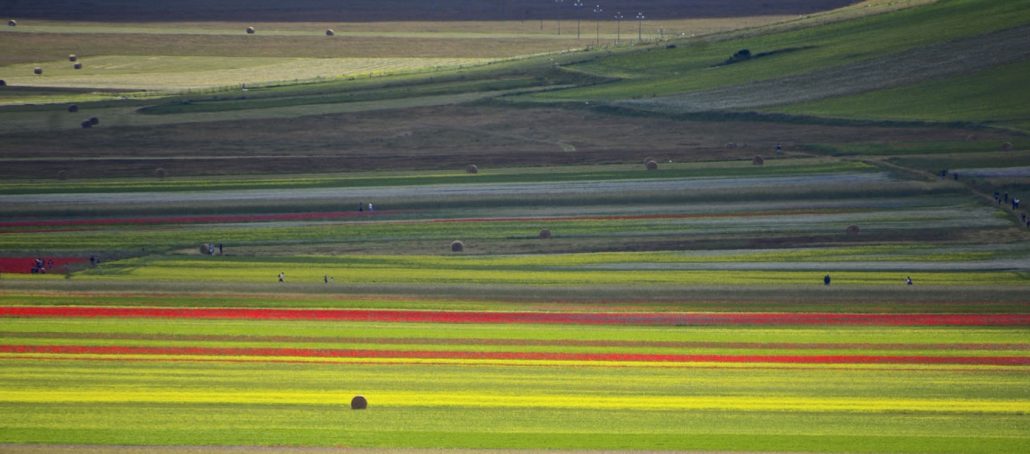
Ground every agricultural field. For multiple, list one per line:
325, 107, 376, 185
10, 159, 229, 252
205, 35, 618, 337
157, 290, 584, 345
2, 0, 1029, 452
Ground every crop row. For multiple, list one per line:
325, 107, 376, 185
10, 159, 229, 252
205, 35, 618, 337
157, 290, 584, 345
4, 344, 1027, 366
4, 306, 1029, 326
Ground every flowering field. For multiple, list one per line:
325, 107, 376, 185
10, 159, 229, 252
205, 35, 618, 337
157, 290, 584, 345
1, 149, 1028, 453
1, 303, 1028, 452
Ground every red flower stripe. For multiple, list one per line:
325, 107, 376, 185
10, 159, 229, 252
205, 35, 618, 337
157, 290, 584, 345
0, 211, 375, 229
8, 332, 1023, 351
1, 344, 1026, 366
1, 306, 1028, 326
0, 258, 87, 274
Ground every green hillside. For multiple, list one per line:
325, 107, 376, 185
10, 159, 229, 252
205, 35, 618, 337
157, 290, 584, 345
533, 0, 1030, 131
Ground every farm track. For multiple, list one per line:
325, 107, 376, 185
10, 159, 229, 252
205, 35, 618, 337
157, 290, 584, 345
0, 173, 892, 206
621, 24, 1030, 113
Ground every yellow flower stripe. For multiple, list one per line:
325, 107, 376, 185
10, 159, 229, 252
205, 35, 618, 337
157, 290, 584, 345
2, 387, 1026, 414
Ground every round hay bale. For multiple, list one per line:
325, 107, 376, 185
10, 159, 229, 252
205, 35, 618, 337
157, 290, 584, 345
450, 240, 464, 252
69, 54, 77, 62
67, 104, 78, 113
246, 26, 255, 34
88, 117, 99, 125
350, 395, 367, 410
7, 19, 16, 27
465, 164, 479, 174
199, 244, 212, 255
645, 160, 658, 171
0, 80, 6, 87
33, 67, 42, 75
846, 225, 860, 236
1001, 142, 1013, 151
80, 120, 92, 129
154, 167, 167, 179
73, 62, 82, 70
325, 29, 335, 36
752, 155, 764, 165
538, 229, 552, 239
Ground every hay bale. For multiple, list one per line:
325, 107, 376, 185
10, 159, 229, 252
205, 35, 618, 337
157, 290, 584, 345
199, 244, 213, 255
645, 160, 658, 171
33, 67, 42, 75
0, 80, 6, 87
466, 164, 479, 174
351, 395, 367, 410
325, 29, 335, 36
73, 63, 82, 70
752, 155, 764, 165
538, 229, 552, 239
450, 240, 464, 252
69, 54, 77, 62
1001, 142, 1013, 151
88, 117, 99, 125
7, 19, 15, 27
67, 104, 78, 113
80, 120, 92, 129
154, 168, 167, 178
246, 26, 255, 34
846, 225, 860, 236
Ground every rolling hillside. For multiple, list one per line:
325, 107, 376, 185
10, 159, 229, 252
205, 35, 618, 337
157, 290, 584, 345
538, 0, 1030, 132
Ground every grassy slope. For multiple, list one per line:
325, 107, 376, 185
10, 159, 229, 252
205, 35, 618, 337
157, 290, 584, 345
771, 59, 1030, 132
543, 0, 1026, 95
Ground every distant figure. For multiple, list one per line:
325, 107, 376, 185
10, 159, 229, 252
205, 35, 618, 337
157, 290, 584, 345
368, 202, 374, 212
324, 274, 329, 284
218, 243, 223, 255
905, 276, 913, 285
823, 274, 831, 286
775, 143, 782, 155
1004, 192, 1009, 202
358, 202, 363, 212
278, 272, 285, 283
1013, 199, 1020, 210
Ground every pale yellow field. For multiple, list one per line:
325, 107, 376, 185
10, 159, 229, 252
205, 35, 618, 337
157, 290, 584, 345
0, 56, 493, 91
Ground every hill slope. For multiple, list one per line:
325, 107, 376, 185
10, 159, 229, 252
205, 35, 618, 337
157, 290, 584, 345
537, 0, 1030, 131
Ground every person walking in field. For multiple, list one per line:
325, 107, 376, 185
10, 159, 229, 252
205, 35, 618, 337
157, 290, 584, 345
278, 272, 285, 283
823, 274, 831, 286
906, 276, 913, 285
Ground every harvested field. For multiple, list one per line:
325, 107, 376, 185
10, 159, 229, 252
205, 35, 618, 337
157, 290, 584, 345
0, 104, 1014, 179
1, 0, 860, 21
0, 56, 495, 91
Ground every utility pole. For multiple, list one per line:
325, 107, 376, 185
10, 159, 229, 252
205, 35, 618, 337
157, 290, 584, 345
636, 12, 645, 42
